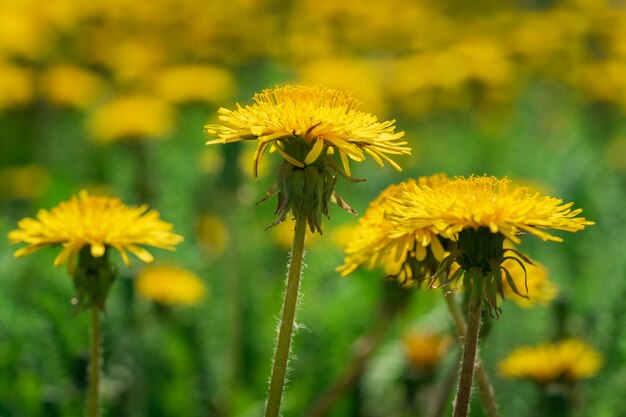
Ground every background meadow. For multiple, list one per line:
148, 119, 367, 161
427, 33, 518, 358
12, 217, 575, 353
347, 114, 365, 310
1, 0, 625, 416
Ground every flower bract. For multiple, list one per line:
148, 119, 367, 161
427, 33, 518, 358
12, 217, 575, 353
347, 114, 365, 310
338, 174, 449, 283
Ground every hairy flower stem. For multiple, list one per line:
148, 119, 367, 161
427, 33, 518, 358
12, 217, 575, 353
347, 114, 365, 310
88, 307, 101, 417
443, 293, 501, 417
453, 267, 485, 417
264, 215, 307, 417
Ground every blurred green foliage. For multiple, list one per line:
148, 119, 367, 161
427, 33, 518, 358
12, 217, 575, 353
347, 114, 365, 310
1, 0, 626, 416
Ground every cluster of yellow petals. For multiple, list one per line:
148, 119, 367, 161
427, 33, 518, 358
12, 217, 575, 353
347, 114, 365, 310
205, 85, 410, 177
499, 339, 603, 384
8, 191, 183, 274
386, 175, 594, 244
338, 174, 448, 277
135, 265, 207, 307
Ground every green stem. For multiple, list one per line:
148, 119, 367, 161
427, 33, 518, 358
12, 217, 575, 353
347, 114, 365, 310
264, 215, 307, 417
453, 267, 485, 417
443, 293, 501, 417
88, 307, 101, 417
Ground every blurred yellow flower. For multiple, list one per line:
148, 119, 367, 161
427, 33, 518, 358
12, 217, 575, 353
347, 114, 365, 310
499, 339, 603, 384
40, 65, 105, 109
87, 95, 176, 142
0, 62, 34, 111
386, 175, 593, 244
151, 65, 236, 104
136, 265, 207, 306
297, 58, 388, 116
501, 249, 558, 308
404, 331, 451, 372
101, 40, 166, 85
0, 8, 47, 59
574, 61, 626, 106
205, 85, 409, 177
196, 214, 229, 257
269, 218, 319, 249
0, 165, 50, 200
8, 190, 183, 274
338, 174, 449, 281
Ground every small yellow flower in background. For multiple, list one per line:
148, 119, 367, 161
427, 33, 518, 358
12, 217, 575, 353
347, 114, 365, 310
136, 265, 207, 307
8, 190, 184, 275
297, 58, 389, 117
499, 339, 603, 384
404, 331, 452, 372
87, 95, 176, 143
40, 65, 105, 109
151, 65, 236, 104
0, 164, 50, 201
0, 9, 46, 60
196, 214, 230, 257
501, 249, 558, 308
269, 218, 320, 249
205, 85, 409, 178
0, 62, 34, 112
338, 174, 449, 283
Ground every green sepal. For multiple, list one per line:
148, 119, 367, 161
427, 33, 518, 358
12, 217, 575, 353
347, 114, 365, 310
72, 246, 117, 313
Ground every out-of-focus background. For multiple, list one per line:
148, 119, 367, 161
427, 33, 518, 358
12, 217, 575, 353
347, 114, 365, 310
0, 0, 624, 416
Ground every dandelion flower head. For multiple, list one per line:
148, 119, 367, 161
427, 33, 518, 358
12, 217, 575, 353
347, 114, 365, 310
205, 85, 410, 177
8, 190, 183, 274
136, 265, 207, 307
499, 339, 602, 384
501, 248, 558, 308
404, 331, 451, 372
338, 174, 449, 280
386, 175, 593, 244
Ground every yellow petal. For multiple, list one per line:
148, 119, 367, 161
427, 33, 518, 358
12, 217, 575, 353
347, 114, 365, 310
304, 139, 325, 165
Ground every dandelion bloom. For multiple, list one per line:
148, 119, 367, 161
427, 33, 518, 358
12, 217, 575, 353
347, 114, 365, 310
8, 190, 183, 274
136, 265, 207, 306
87, 95, 176, 143
385, 175, 593, 244
499, 339, 602, 384
404, 331, 451, 372
204, 85, 409, 177
338, 174, 449, 281
501, 249, 558, 308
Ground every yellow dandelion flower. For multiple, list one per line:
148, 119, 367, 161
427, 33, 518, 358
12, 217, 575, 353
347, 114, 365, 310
499, 339, 603, 384
87, 95, 176, 143
269, 218, 320, 249
338, 174, 449, 282
385, 175, 591, 317
205, 85, 409, 178
501, 249, 558, 308
0, 164, 50, 201
386, 175, 593, 245
404, 331, 451, 372
40, 65, 105, 109
196, 214, 229, 257
8, 190, 184, 275
0, 62, 34, 112
151, 65, 236, 104
206, 85, 410, 233
136, 265, 207, 307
